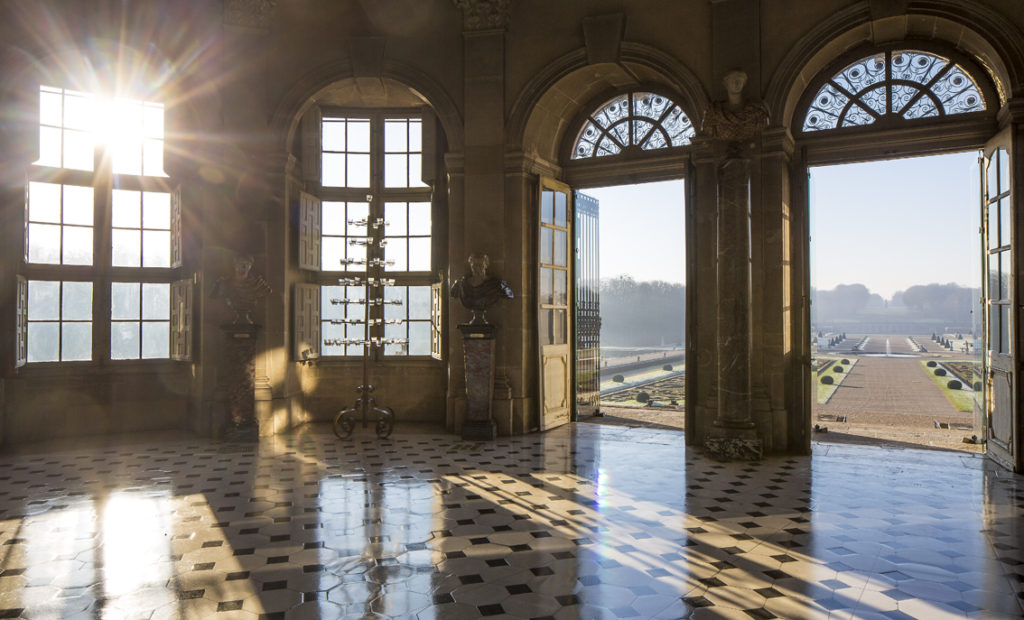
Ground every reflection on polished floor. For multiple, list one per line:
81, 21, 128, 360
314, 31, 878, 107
0, 423, 1021, 620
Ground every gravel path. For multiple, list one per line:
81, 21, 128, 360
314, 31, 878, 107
817, 356, 958, 416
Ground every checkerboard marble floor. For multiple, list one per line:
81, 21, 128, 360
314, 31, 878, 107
0, 422, 1020, 620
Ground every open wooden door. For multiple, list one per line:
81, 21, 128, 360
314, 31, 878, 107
983, 127, 1019, 471
539, 178, 573, 430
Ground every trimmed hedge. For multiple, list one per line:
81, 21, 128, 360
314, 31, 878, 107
833, 366, 844, 373
663, 364, 673, 371
934, 368, 947, 376
974, 381, 982, 391
926, 361, 937, 367
636, 391, 650, 403
841, 359, 850, 364
612, 374, 625, 383
821, 375, 834, 385
947, 380, 963, 390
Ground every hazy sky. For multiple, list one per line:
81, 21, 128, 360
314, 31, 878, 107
812, 152, 979, 300
586, 180, 687, 285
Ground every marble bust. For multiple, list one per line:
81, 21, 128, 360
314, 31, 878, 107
701, 69, 769, 142
211, 254, 272, 324
450, 253, 513, 324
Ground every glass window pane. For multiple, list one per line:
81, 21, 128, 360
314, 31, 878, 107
541, 191, 553, 224
385, 120, 407, 152
321, 286, 345, 321
62, 226, 93, 265
554, 230, 567, 267
998, 148, 1009, 194
112, 190, 142, 228
988, 201, 998, 250
555, 192, 567, 227
64, 129, 95, 171
111, 136, 142, 175
409, 322, 430, 356
28, 281, 60, 320
409, 120, 422, 152
112, 229, 142, 267
554, 309, 567, 345
348, 121, 370, 152
142, 230, 171, 267
322, 237, 346, 271
323, 121, 345, 151
322, 321, 346, 356
61, 322, 92, 361
322, 202, 346, 236
39, 91, 62, 126
386, 203, 407, 236
540, 268, 552, 305
347, 154, 370, 187
63, 185, 93, 226
990, 304, 998, 353
554, 269, 567, 305
62, 282, 92, 321
111, 322, 140, 359
409, 202, 431, 235
1000, 197, 1011, 248
29, 182, 61, 223
28, 223, 61, 264
385, 287, 406, 321
409, 287, 430, 320
988, 157, 998, 196
63, 94, 94, 131
385, 154, 408, 188
143, 105, 164, 139
409, 154, 427, 188
143, 192, 171, 230
540, 309, 553, 345
143, 283, 170, 320
27, 323, 59, 363
1000, 304, 1010, 353
143, 139, 165, 176
37, 126, 62, 167
346, 242, 367, 270
409, 238, 431, 271
142, 321, 169, 359
1000, 250, 1011, 301
111, 283, 140, 320
989, 254, 998, 298
347, 203, 369, 235
387, 240, 407, 271
322, 153, 346, 187
540, 228, 552, 265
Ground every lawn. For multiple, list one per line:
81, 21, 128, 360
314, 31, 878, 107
816, 357, 858, 404
920, 361, 974, 412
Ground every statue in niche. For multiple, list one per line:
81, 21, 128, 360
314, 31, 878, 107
701, 68, 770, 143
211, 253, 272, 324
450, 253, 514, 324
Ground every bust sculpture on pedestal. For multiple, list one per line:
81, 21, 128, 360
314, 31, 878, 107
701, 69, 769, 145
450, 253, 513, 440
211, 254, 272, 324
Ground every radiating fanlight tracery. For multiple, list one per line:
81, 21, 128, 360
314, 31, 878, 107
572, 92, 695, 159
803, 50, 986, 132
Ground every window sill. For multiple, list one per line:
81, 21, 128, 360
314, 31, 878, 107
13, 359, 188, 379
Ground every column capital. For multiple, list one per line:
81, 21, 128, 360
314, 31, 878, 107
761, 127, 795, 160
998, 97, 1024, 128
224, 0, 277, 33
691, 137, 717, 165
452, 0, 512, 31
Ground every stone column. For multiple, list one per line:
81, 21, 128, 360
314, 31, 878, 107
222, 322, 262, 442
459, 324, 498, 440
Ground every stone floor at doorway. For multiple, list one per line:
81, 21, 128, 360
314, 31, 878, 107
0, 423, 1020, 620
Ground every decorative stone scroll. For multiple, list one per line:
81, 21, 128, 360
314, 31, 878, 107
452, 0, 511, 30
224, 0, 277, 32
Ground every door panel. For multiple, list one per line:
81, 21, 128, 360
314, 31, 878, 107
983, 128, 1017, 471
574, 191, 600, 418
540, 178, 573, 431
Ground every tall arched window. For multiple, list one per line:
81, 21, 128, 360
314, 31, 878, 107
802, 49, 989, 132
571, 91, 696, 159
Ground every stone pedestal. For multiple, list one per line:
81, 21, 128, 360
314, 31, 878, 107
707, 157, 762, 461
459, 323, 498, 440
221, 323, 262, 443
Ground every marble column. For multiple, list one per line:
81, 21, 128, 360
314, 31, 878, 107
459, 323, 498, 440
222, 323, 262, 442
707, 157, 761, 460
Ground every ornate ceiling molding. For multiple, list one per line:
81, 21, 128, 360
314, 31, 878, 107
452, 0, 511, 31
224, 0, 277, 33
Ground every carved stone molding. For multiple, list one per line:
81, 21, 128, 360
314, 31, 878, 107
452, 0, 511, 31
224, 0, 277, 33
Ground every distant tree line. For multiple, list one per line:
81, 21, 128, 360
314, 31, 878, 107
812, 282, 978, 324
600, 276, 684, 347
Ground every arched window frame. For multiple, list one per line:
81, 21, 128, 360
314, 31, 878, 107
561, 86, 698, 166
796, 41, 998, 136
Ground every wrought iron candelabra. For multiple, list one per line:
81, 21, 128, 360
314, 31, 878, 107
324, 218, 406, 439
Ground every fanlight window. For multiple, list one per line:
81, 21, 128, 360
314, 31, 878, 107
572, 92, 695, 159
803, 50, 985, 132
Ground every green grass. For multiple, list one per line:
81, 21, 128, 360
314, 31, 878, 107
919, 361, 974, 412
816, 357, 857, 404
599, 367, 677, 392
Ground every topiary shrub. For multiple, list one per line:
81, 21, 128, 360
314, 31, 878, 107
926, 361, 937, 367
947, 380, 963, 390
833, 366, 843, 373
612, 374, 625, 383
841, 359, 850, 364
974, 381, 982, 391
821, 375, 834, 385
663, 364, 673, 371
934, 368, 946, 376
636, 391, 650, 403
